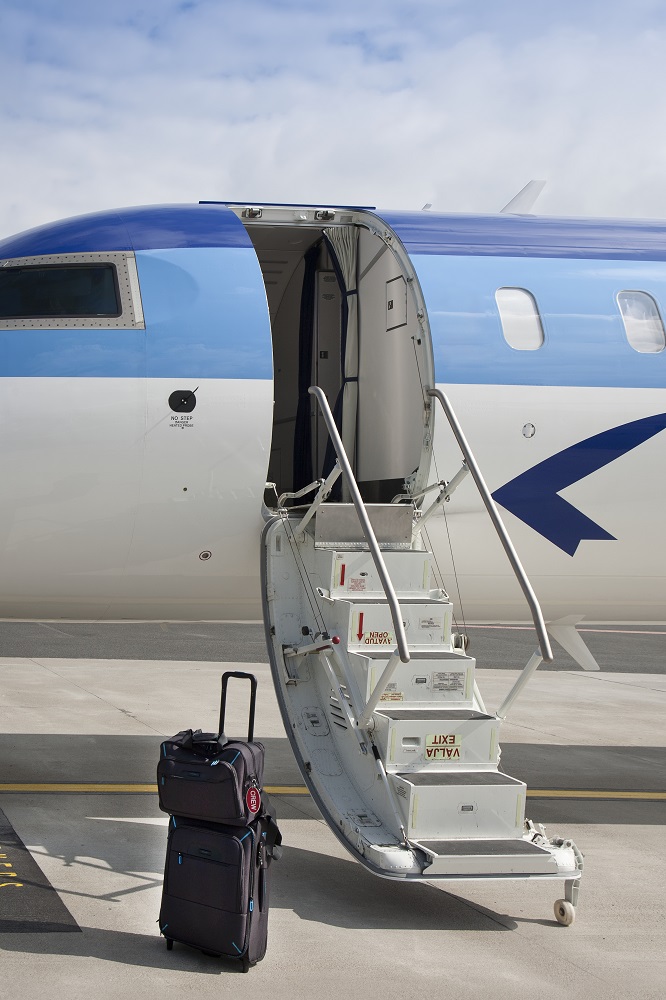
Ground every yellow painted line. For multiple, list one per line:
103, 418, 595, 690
0, 784, 663, 800
265, 785, 311, 795
0, 783, 311, 795
527, 789, 666, 800
0, 783, 157, 793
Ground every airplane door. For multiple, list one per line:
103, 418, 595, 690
120, 207, 275, 619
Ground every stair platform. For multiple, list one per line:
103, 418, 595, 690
391, 769, 526, 840
372, 708, 500, 769
412, 838, 558, 876
348, 650, 476, 706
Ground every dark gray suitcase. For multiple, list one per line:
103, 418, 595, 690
158, 803, 282, 971
157, 671, 265, 826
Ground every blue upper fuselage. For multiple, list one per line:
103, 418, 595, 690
1, 203, 666, 387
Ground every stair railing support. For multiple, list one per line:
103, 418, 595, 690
358, 650, 401, 730
309, 386, 410, 664
496, 650, 543, 720
427, 388, 553, 664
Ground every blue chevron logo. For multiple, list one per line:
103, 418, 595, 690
492, 413, 666, 556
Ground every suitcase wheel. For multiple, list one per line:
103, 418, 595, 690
166, 939, 173, 951
241, 954, 253, 973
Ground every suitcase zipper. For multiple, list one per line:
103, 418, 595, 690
241, 827, 256, 956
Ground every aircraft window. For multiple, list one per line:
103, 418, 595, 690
495, 287, 544, 350
617, 290, 665, 353
0, 264, 120, 319
0, 251, 144, 330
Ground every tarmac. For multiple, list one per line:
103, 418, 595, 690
0, 621, 664, 1000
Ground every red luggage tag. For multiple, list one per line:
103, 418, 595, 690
246, 786, 261, 815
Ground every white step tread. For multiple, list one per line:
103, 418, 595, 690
411, 837, 558, 876
396, 771, 520, 786
415, 838, 547, 856
377, 709, 492, 721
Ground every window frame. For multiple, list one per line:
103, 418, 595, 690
616, 289, 665, 355
495, 286, 545, 352
0, 251, 145, 330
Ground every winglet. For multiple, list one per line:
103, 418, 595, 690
500, 180, 546, 215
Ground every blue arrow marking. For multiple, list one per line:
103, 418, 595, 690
492, 413, 666, 556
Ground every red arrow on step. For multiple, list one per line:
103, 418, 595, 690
357, 612, 364, 641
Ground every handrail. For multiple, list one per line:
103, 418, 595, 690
427, 388, 553, 663
308, 386, 410, 663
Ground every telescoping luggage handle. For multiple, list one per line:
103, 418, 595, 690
219, 671, 257, 742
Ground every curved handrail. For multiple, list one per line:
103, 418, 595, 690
427, 388, 553, 662
308, 386, 410, 663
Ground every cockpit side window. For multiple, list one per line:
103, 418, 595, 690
617, 290, 665, 354
0, 252, 145, 329
0, 264, 120, 319
495, 287, 544, 351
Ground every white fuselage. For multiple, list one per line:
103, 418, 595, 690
0, 203, 664, 623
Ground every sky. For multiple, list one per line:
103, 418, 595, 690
2, 0, 666, 235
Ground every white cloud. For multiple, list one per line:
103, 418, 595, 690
2, 1, 666, 235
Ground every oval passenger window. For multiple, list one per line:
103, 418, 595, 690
617, 290, 666, 354
495, 287, 544, 351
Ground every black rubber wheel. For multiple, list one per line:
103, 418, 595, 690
166, 939, 173, 951
241, 955, 251, 973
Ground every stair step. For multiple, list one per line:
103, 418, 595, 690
329, 600, 453, 651
411, 838, 556, 876
314, 548, 433, 598
391, 770, 526, 840
373, 710, 499, 770
314, 503, 413, 549
348, 651, 476, 708
398, 771, 516, 785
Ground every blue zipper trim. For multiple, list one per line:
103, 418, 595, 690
231, 941, 242, 954
161, 924, 168, 933
239, 831, 251, 842
249, 899, 253, 912
229, 751, 240, 764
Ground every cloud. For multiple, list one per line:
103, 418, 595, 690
2, 1, 666, 235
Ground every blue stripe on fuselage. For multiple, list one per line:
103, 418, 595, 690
0, 247, 272, 379
0, 204, 254, 258
380, 210, 666, 261
415, 254, 666, 389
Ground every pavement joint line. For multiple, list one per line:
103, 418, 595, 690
0, 784, 664, 800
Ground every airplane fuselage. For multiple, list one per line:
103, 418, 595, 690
0, 204, 664, 622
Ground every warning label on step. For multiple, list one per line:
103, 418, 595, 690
348, 577, 367, 592
353, 613, 394, 645
425, 733, 461, 760
432, 671, 465, 692
380, 684, 404, 702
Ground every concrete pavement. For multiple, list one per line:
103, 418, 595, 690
0, 626, 664, 1000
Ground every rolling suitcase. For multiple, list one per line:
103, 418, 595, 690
158, 802, 282, 971
158, 671, 265, 826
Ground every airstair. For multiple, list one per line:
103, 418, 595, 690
262, 387, 583, 925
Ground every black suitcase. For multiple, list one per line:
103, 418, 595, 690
158, 802, 282, 971
158, 671, 265, 826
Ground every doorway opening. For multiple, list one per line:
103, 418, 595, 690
234, 207, 434, 505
